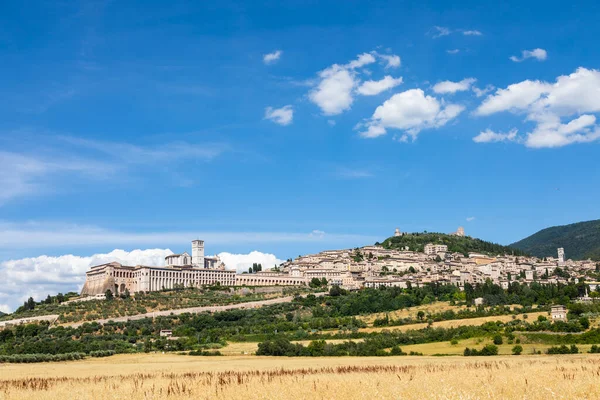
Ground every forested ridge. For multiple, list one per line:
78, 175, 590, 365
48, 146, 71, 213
510, 219, 600, 260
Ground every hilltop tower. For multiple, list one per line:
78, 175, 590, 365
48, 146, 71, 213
394, 228, 402, 237
192, 240, 205, 267
557, 247, 565, 266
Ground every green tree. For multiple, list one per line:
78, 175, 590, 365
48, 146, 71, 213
493, 334, 503, 345
105, 289, 113, 301
512, 345, 523, 355
310, 278, 322, 288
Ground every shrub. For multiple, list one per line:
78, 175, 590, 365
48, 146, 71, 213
188, 350, 222, 356
464, 345, 498, 356
0, 352, 86, 363
89, 350, 116, 358
512, 345, 523, 355
547, 345, 579, 354
493, 334, 503, 345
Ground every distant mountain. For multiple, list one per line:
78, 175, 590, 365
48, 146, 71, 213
0, 311, 5, 317
379, 232, 527, 256
510, 219, 600, 260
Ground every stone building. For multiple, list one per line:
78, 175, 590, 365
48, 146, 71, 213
424, 243, 448, 255
551, 305, 567, 320
81, 240, 234, 296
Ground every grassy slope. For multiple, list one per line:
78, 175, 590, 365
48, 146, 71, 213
0, 288, 303, 324
510, 219, 600, 260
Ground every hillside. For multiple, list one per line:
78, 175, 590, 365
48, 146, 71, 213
378, 232, 527, 256
0, 286, 307, 324
510, 219, 600, 260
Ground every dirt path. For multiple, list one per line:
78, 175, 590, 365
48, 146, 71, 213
68, 292, 326, 328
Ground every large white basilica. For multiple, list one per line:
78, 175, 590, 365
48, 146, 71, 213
81, 240, 233, 296
80, 240, 306, 296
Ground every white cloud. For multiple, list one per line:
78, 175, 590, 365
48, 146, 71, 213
263, 50, 282, 64
0, 248, 172, 312
346, 53, 377, 69
360, 89, 464, 140
431, 26, 451, 38
0, 222, 378, 250
0, 248, 291, 311
472, 84, 495, 98
474, 67, 600, 148
473, 128, 519, 143
357, 76, 403, 96
308, 51, 401, 115
433, 78, 476, 94
309, 230, 326, 238
475, 80, 551, 116
309, 64, 356, 115
0, 151, 117, 206
509, 48, 547, 62
0, 137, 229, 205
264, 105, 294, 126
447, 49, 460, 55
525, 114, 599, 148
466, 217, 476, 222
379, 54, 401, 68
217, 251, 284, 273
327, 120, 336, 126
430, 27, 482, 38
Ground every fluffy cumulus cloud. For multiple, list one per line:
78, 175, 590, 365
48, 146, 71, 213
510, 48, 547, 62
475, 80, 551, 116
433, 78, 476, 94
379, 54, 401, 68
360, 89, 464, 140
0, 249, 172, 313
473, 128, 519, 143
309, 64, 357, 115
308, 51, 401, 115
264, 105, 294, 126
263, 50, 282, 64
217, 251, 284, 273
474, 67, 600, 148
0, 248, 288, 312
357, 76, 403, 96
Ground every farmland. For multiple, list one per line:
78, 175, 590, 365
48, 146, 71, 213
1, 353, 600, 399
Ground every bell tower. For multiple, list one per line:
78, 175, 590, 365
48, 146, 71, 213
192, 240, 205, 267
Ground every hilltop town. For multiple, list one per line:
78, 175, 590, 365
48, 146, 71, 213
73, 227, 600, 302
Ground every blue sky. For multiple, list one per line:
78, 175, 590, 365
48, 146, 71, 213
1, 0, 599, 308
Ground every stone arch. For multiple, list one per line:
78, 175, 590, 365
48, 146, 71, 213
120, 283, 126, 293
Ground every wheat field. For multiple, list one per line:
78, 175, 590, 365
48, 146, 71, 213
1, 354, 600, 399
